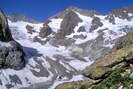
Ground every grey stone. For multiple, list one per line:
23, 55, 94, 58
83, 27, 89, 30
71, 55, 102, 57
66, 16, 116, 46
5, 84, 14, 89
90, 17, 103, 32
55, 10, 82, 39
30, 57, 49, 77
0, 9, 13, 42
77, 26, 86, 32
9, 74, 22, 85
26, 25, 36, 34
0, 41, 25, 70
39, 23, 52, 38
0, 9, 25, 70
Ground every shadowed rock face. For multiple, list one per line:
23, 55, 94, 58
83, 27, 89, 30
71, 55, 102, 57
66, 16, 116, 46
90, 17, 103, 32
0, 9, 13, 42
26, 25, 36, 34
55, 10, 82, 39
39, 23, 52, 38
0, 9, 25, 70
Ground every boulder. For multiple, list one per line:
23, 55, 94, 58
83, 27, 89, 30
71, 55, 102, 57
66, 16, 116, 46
83, 44, 133, 80
77, 26, 86, 32
83, 66, 112, 80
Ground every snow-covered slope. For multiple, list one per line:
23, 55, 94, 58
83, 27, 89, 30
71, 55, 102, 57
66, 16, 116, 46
0, 6, 133, 89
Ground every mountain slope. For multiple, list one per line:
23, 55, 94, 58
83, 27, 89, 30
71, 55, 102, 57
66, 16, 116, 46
0, 6, 133, 89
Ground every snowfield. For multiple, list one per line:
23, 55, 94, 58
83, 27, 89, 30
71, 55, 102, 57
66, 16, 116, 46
0, 9, 133, 89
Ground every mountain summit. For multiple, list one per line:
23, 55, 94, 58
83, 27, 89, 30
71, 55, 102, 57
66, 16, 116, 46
0, 6, 133, 89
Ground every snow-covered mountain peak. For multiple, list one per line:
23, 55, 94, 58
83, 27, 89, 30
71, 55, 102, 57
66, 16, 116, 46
0, 6, 133, 89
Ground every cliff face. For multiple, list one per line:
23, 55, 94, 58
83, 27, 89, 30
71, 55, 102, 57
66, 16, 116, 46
0, 9, 25, 70
0, 9, 13, 42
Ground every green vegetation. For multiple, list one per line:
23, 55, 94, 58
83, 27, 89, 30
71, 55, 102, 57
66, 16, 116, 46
79, 85, 88, 89
79, 67, 133, 89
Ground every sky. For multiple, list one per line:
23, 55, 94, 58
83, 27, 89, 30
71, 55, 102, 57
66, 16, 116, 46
0, 0, 133, 21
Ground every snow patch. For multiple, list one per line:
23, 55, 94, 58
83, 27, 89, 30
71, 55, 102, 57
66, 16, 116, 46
128, 13, 133, 17
69, 60, 93, 71
0, 42, 11, 47
48, 18, 63, 33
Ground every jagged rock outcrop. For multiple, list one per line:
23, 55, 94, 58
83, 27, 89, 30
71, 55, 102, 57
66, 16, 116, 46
83, 44, 133, 80
90, 17, 103, 32
39, 23, 52, 38
26, 25, 36, 34
0, 9, 25, 70
55, 10, 82, 39
0, 9, 13, 42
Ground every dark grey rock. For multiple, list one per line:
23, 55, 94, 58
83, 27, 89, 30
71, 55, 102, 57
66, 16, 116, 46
39, 23, 52, 38
90, 17, 103, 32
105, 14, 116, 24
9, 74, 22, 85
5, 84, 14, 89
29, 57, 49, 77
26, 25, 36, 34
55, 10, 82, 39
73, 34, 87, 39
0, 9, 13, 42
0, 79, 2, 85
0, 41, 25, 70
77, 26, 86, 32
0, 9, 25, 70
